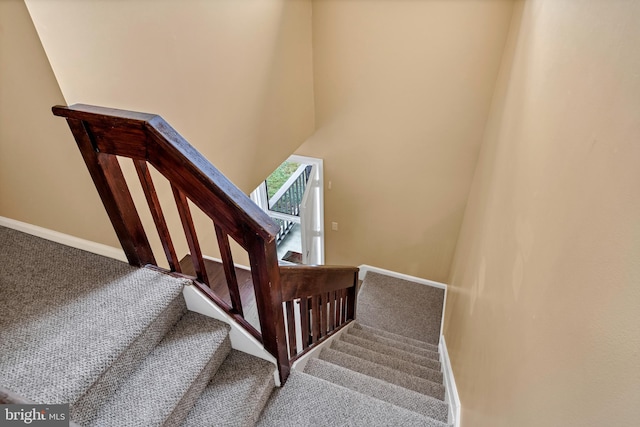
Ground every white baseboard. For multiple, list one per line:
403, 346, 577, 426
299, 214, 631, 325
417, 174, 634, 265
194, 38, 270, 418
440, 335, 461, 427
0, 216, 127, 262
358, 264, 447, 290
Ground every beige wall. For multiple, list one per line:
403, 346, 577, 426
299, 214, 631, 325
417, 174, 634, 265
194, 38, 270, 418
296, 0, 514, 282
1, 0, 313, 260
445, 1, 640, 426
0, 0, 119, 246
25, 0, 314, 194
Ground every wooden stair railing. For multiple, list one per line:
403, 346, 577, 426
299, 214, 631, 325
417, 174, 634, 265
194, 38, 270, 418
52, 104, 358, 384
279, 265, 359, 359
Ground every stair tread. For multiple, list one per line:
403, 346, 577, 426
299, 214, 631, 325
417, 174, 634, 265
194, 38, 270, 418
319, 347, 446, 400
257, 371, 449, 427
354, 322, 439, 352
0, 227, 189, 407
304, 358, 449, 423
341, 331, 441, 371
86, 312, 231, 427
332, 339, 443, 384
182, 350, 275, 427
348, 327, 441, 360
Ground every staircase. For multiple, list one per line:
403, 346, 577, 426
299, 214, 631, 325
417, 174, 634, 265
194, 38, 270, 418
1, 225, 452, 426
6, 104, 457, 425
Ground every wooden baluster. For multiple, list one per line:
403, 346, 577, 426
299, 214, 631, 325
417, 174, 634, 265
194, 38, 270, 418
347, 273, 358, 321
133, 160, 181, 272
214, 224, 243, 316
285, 300, 297, 358
172, 184, 209, 286
300, 297, 310, 350
328, 290, 336, 331
319, 292, 327, 337
64, 119, 155, 267
340, 289, 347, 325
335, 290, 342, 327
310, 294, 320, 344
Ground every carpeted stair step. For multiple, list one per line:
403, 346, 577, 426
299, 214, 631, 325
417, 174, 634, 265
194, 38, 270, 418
347, 327, 441, 360
71, 289, 188, 423
318, 347, 446, 400
341, 331, 441, 371
257, 371, 449, 427
182, 350, 275, 427
353, 322, 439, 353
84, 312, 231, 427
304, 358, 449, 423
0, 226, 190, 409
331, 339, 443, 384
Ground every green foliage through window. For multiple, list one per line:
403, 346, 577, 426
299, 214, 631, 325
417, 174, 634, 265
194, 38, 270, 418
266, 161, 301, 199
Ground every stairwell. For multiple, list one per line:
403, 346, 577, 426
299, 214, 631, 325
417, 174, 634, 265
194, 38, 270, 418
1, 225, 452, 426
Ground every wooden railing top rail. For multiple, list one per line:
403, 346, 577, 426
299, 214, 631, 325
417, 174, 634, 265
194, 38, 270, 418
279, 265, 360, 301
52, 104, 279, 244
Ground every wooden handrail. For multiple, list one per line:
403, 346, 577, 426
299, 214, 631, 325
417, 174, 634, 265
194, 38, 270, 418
280, 265, 359, 300
52, 104, 358, 384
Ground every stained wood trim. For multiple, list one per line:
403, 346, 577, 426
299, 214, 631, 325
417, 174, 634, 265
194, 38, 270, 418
64, 118, 155, 267
214, 224, 243, 316
285, 300, 297, 358
134, 160, 180, 272
246, 234, 290, 384
279, 265, 360, 301
172, 185, 209, 286
300, 297, 310, 350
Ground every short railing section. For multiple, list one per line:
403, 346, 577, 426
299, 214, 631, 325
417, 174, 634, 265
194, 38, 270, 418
52, 104, 358, 384
267, 164, 312, 245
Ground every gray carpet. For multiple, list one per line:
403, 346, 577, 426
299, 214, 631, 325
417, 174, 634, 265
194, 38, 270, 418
183, 350, 275, 427
353, 322, 440, 352
356, 271, 444, 345
340, 331, 441, 370
347, 327, 441, 360
88, 312, 231, 427
330, 339, 443, 383
304, 358, 449, 423
257, 371, 448, 427
0, 227, 276, 426
0, 226, 189, 407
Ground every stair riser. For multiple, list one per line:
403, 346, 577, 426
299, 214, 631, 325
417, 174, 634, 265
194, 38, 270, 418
319, 348, 445, 401
72, 295, 188, 425
341, 333, 441, 371
164, 337, 232, 427
305, 358, 449, 423
353, 323, 439, 352
331, 340, 443, 384
348, 328, 440, 360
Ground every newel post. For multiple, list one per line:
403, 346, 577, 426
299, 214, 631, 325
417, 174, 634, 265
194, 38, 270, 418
245, 232, 290, 384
